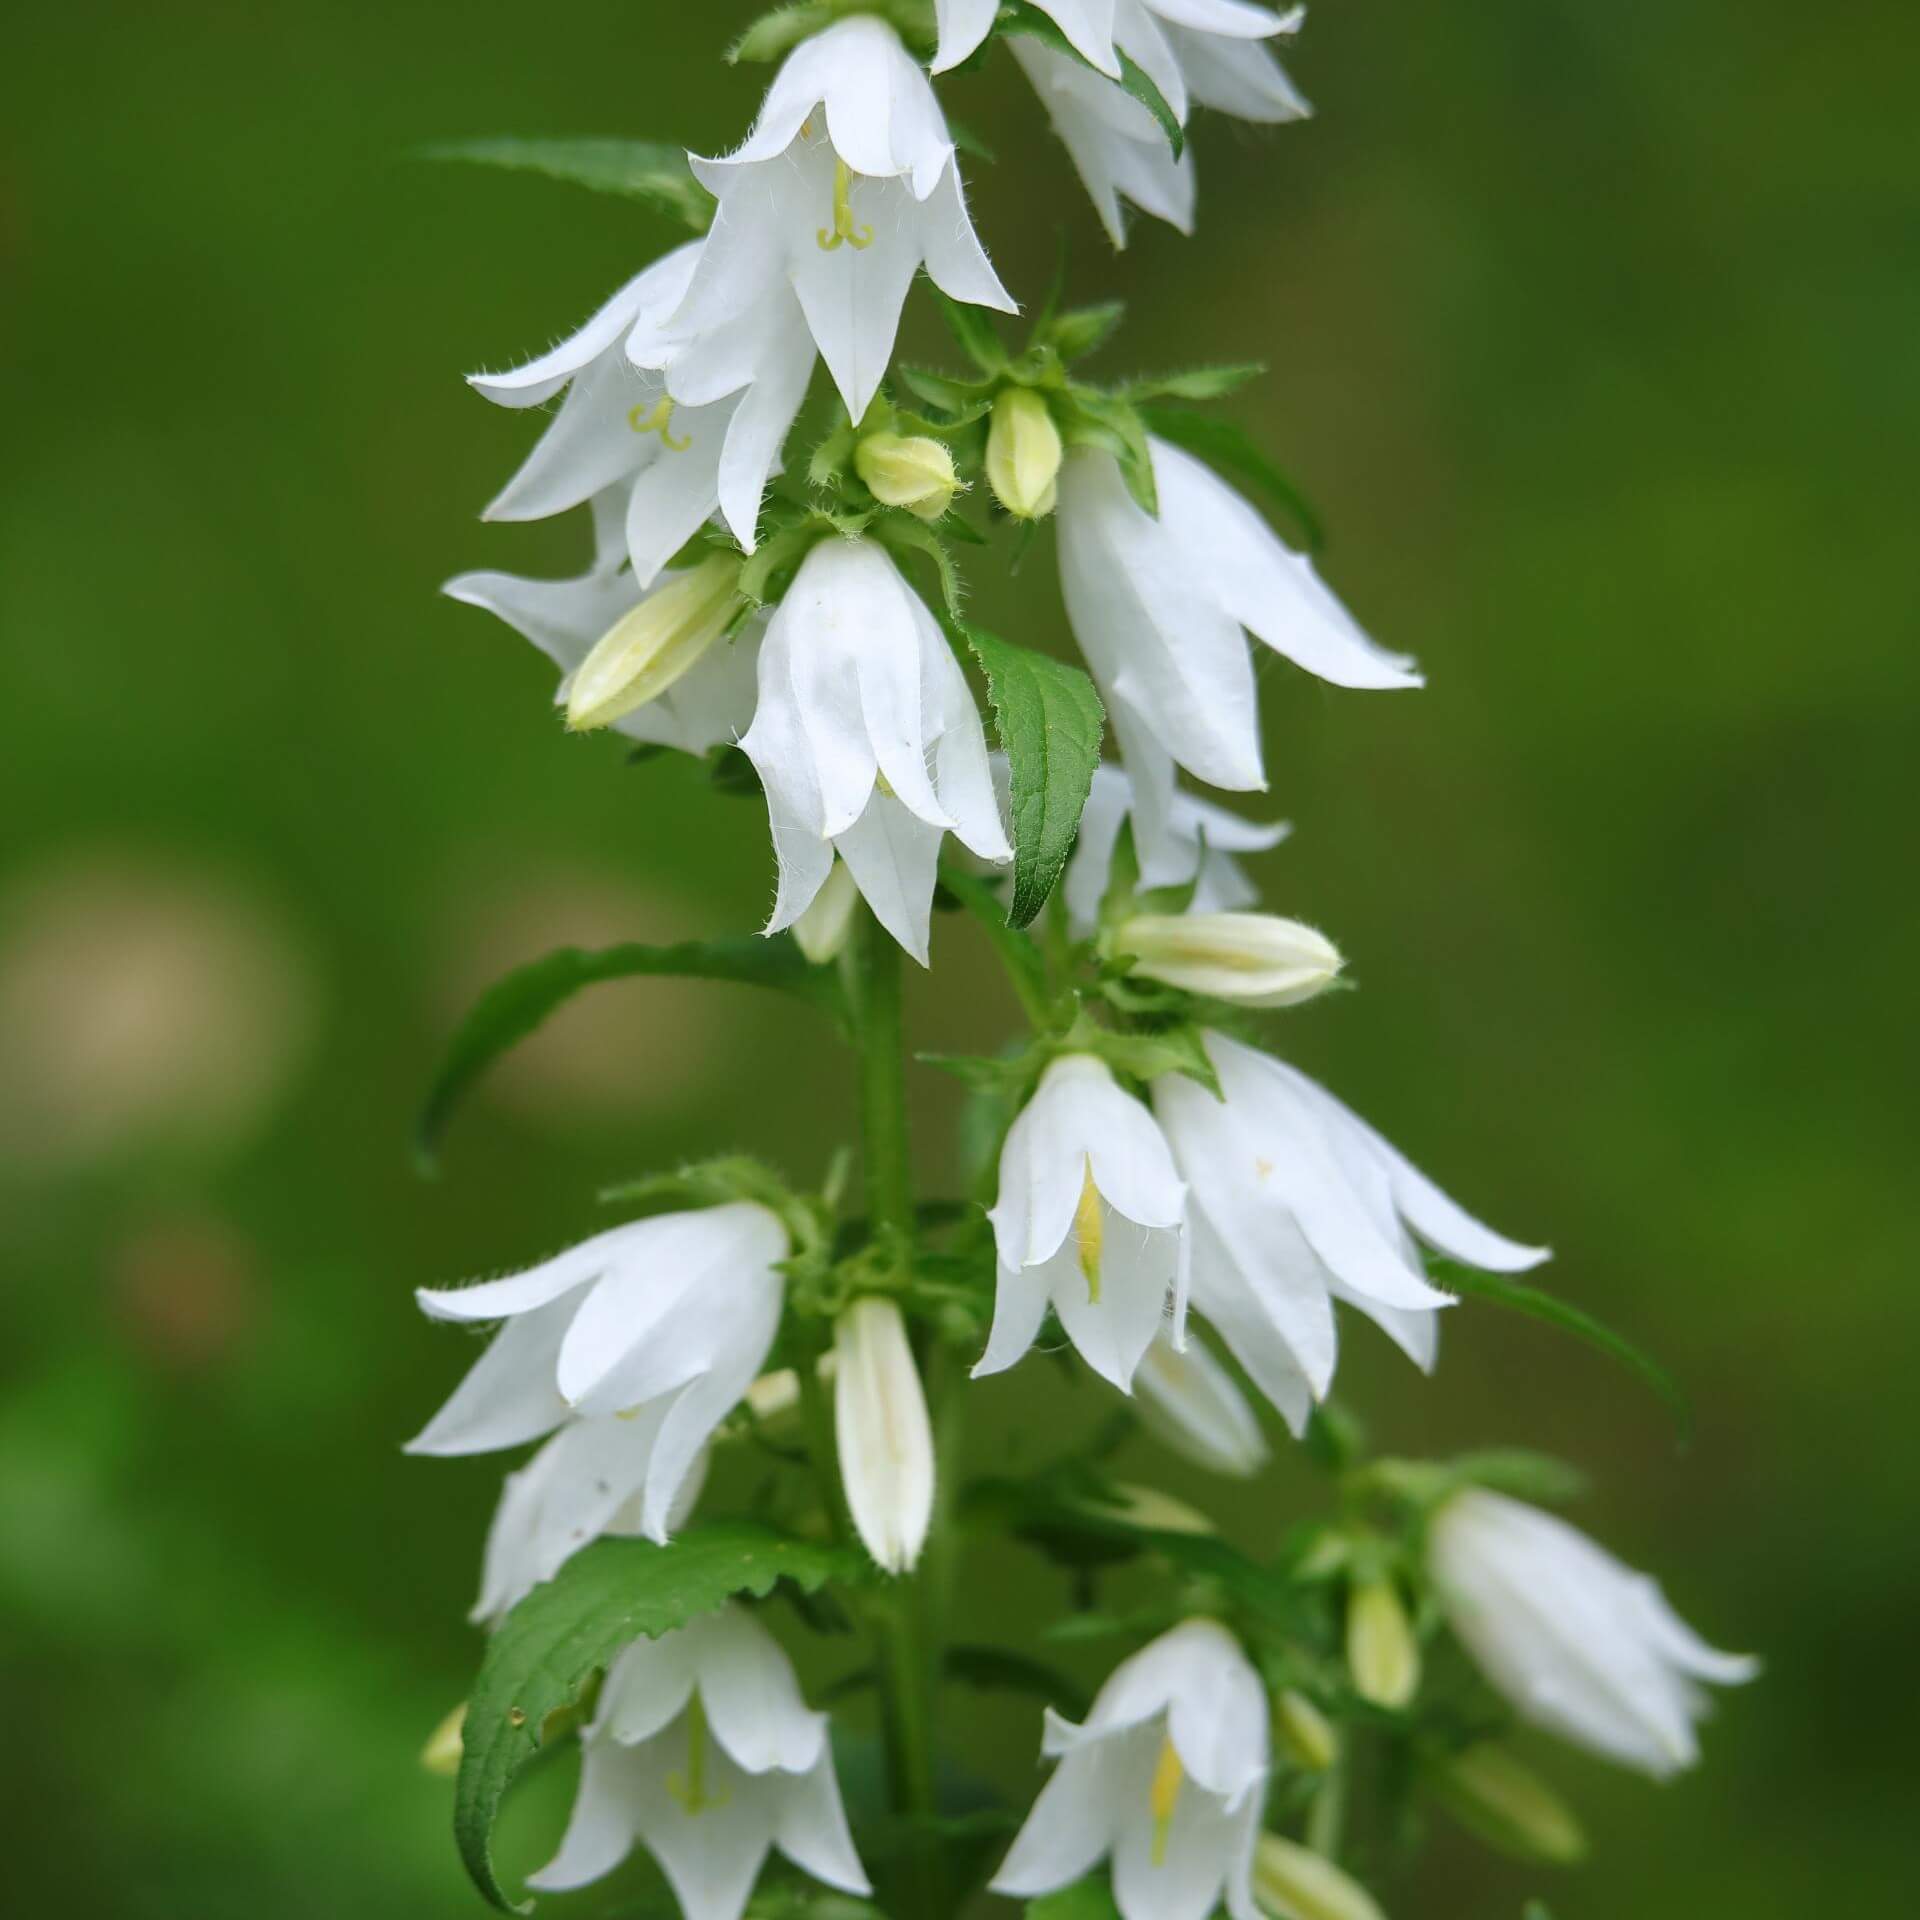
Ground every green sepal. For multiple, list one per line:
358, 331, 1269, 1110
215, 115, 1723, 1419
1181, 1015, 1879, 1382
897, 363, 995, 415
1055, 385, 1157, 513
1079, 1022, 1221, 1097
1038, 301, 1126, 363
423, 138, 714, 230
871, 514, 967, 623
596, 1154, 827, 1254
1122, 362, 1266, 403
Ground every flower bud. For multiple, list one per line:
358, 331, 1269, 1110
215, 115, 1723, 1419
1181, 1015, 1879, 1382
855, 431, 960, 520
420, 1702, 465, 1777
1346, 1577, 1420, 1709
792, 859, 861, 965
565, 552, 742, 733
1119, 911, 1343, 1007
1274, 1688, 1339, 1773
1093, 1482, 1216, 1535
834, 1296, 934, 1574
1252, 1833, 1387, 1920
744, 1367, 802, 1423
986, 386, 1063, 520
1428, 1743, 1587, 1865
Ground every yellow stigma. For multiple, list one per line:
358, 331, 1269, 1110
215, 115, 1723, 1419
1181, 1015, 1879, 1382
1148, 1733, 1183, 1867
666, 1696, 728, 1815
1073, 1161, 1103, 1303
817, 158, 873, 252
628, 395, 690, 451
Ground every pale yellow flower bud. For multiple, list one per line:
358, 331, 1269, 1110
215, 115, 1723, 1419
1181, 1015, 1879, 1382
1274, 1688, 1339, 1773
854, 431, 961, 520
421, 1702, 465, 1777
792, 860, 862, 965
986, 386, 1063, 520
744, 1368, 802, 1423
1253, 1833, 1387, 1920
1346, 1577, 1420, 1709
565, 552, 742, 733
834, 1296, 934, 1574
1429, 1744, 1587, 1864
1119, 912, 1344, 1007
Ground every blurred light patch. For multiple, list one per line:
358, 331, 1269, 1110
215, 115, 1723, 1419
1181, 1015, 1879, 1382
0, 854, 316, 1174
109, 1210, 260, 1373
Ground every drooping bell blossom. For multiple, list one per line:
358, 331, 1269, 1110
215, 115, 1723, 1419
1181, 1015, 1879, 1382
1428, 1489, 1758, 1778
529, 1605, 871, 1917
933, 0, 1122, 75
1058, 439, 1422, 800
1153, 1033, 1548, 1430
980, 1053, 1188, 1392
1062, 761, 1290, 937
1132, 1327, 1270, 1477
834, 1297, 935, 1574
468, 244, 813, 577
1147, 0, 1311, 126
992, 1618, 1269, 1920
669, 15, 1015, 425
738, 535, 1011, 964
443, 488, 761, 756
1117, 909, 1343, 1007
472, 1419, 713, 1626
1010, 37, 1194, 249
405, 1205, 787, 1545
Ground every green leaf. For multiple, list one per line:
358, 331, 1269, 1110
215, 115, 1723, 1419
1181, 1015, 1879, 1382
1123, 362, 1266, 402
1138, 404, 1324, 551
424, 138, 713, 230
1433, 1263, 1692, 1444
456, 1526, 865, 1912
963, 627, 1105, 927
935, 290, 1008, 374
415, 936, 844, 1173
1027, 1878, 1123, 1920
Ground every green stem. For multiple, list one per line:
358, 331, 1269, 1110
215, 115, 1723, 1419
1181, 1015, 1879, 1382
846, 906, 914, 1233
1307, 1738, 1350, 1860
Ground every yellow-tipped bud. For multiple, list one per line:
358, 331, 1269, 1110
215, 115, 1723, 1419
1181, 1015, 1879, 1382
1429, 1744, 1587, 1865
565, 552, 742, 734
421, 1702, 466, 1777
1119, 912, 1344, 1008
1252, 1833, 1388, 1920
854, 432, 960, 521
793, 859, 862, 965
1346, 1577, 1420, 1709
1275, 1688, 1340, 1773
986, 387, 1063, 520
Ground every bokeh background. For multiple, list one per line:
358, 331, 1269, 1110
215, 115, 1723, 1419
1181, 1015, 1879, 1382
2, 0, 1912, 1913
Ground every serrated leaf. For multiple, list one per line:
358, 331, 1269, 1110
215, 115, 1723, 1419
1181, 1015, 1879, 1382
416, 936, 844, 1172
935, 290, 1008, 374
1137, 404, 1324, 551
963, 628, 1105, 927
1433, 1263, 1691, 1443
425, 138, 713, 230
1123, 362, 1265, 402
456, 1526, 865, 1911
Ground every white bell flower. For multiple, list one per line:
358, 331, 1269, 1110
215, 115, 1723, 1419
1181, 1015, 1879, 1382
670, 15, 1015, 425
1062, 760, 1291, 937
934, 0, 1122, 76
1428, 1489, 1758, 1778
1149, 0, 1311, 126
980, 1053, 1188, 1391
468, 243, 812, 578
443, 488, 761, 757
1133, 1327, 1270, 1477
529, 1604, 871, 1917
404, 1205, 787, 1545
992, 1617, 1269, 1920
739, 535, 1011, 965
834, 1296, 936, 1574
471, 1419, 713, 1626
1153, 1032, 1547, 1429
1058, 439, 1422, 798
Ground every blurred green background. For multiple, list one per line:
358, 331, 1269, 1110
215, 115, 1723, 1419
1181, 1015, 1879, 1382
2, 0, 1911, 1913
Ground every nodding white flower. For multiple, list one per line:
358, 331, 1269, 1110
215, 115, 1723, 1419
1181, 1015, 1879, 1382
405, 1205, 787, 1547
443, 489, 761, 756
671, 15, 1014, 425
1010, 37, 1194, 248
1428, 1490, 1758, 1778
992, 1617, 1269, 1920
1153, 1032, 1548, 1430
468, 242, 812, 576
529, 1604, 870, 1917
1062, 761, 1290, 937
1133, 1327, 1270, 1477
1058, 439, 1422, 799
1118, 910, 1343, 1007
981, 1054, 1189, 1391
834, 1297, 935, 1574
934, 0, 1123, 76
1151, 0, 1312, 127
471, 1420, 713, 1626
739, 536, 1010, 965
